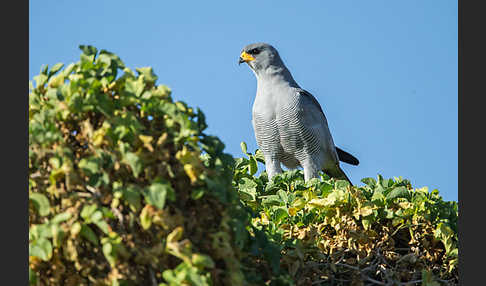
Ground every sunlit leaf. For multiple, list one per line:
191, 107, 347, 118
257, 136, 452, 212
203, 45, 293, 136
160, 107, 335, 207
30, 193, 50, 217
144, 180, 175, 210
29, 238, 52, 261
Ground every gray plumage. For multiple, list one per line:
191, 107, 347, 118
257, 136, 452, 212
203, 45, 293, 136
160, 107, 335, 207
239, 43, 358, 183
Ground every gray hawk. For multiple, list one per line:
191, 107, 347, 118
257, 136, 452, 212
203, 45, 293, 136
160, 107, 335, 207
239, 42, 359, 184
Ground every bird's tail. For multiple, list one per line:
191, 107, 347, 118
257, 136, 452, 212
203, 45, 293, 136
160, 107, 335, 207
335, 147, 359, 166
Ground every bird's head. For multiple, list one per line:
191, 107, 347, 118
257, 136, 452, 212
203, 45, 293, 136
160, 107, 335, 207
239, 43, 284, 73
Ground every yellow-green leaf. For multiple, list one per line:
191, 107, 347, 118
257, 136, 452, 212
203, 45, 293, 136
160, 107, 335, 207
30, 193, 50, 217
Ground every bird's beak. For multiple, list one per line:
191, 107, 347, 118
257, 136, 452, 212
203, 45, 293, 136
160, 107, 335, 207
238, 51, 255, 65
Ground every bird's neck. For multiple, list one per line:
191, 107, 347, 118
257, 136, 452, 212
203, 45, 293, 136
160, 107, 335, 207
255, 65, 299, 89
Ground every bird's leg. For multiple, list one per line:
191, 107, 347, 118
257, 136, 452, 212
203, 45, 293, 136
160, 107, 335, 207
301, 159, 321, 182
264, 156, 282, 181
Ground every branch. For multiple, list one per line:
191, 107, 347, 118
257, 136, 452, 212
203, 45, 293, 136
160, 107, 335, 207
148, 267, 157, 286
334, 263, 386, 285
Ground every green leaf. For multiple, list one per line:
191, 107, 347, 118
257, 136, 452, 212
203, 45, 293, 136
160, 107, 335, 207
125, 77, 145, 97
362, 217, 372, 230
239, 177, 257, 191
33, 74, 48, 88
381, 178, 392, 188
70, 222, 82, 237
141, 90, 153, 100
136, 67, 158, 83
386, 186, 410, 201
79, 158, 100, 175
361, 177, 376, 187
254, 149, 265, 163
318, 181, 333, 194
249, 156, 258, 175
273, 207, 288, 224
102, 242, 116, 266
29, 193, 50, 216
162, 269, 181, 284
192, 254, 215, 269
41, 64, 48, 75
48, 63, 64, 77
291, 197, 306, 210
81, 204, 98, 221
196, 107, 207, 131
80, 224, 99, 245
99, 49, 125, 69
122, 185, 142, 211
240, 141, 248, 155
50, 224, 65, 247
29, 267, 37, 285
29, 238, 52, 261
140, 206, 152, 230
335, 179, 350, 189
101, 207, 115, 219
29, 224, 51, 240
51, 212, 71, 224
188, 268, 210, 286
79, 45, 98, 56
260, 195, 282, 207
62, 63, 76, 76
144, 180, 175, 210
191, 189, 205, 200
91, 210, 103, 222
307, 198, 330, 209
123, 152, 142, 178
238, 178, 258, 202
239, 188, 257, 202
277, 190, 288, 204
371, 190, 385, 203
97, 53, 113, 68
94, 220, 110, 234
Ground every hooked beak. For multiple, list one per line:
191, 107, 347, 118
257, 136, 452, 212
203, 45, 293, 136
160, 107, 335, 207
238, 51, 255, 65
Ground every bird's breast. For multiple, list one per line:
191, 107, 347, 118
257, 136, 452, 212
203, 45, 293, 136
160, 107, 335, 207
252, 91, 309, 157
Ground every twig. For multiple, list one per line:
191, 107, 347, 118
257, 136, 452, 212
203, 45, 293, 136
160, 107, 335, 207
111, 206, 126, 231
312, 278, 351, 285
378, 264, 394, 285
85, 185, 101, 198
363, 276, 386, 285
30, 173, 42, 179
76, 192, 93, 198
400, 280, 421, 285
148, 267, 157, 286
335, 263, 359, 271
395, 248, 413, 251
334, 263, 386, 285
399, 278, 454, 286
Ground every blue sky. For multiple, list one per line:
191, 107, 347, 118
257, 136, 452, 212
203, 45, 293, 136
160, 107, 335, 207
30, 1, 457, 201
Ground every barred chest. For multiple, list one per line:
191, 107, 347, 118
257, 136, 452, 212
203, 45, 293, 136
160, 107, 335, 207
252, 90, 319, 167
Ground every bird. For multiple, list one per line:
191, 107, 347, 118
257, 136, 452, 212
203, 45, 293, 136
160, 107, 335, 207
238, 42, 359, 184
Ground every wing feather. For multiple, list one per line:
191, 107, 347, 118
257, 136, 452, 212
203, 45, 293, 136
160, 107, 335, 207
298, 89, 359, 166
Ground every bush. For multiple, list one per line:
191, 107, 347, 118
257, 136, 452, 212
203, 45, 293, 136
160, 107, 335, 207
29, 46, 277, 285
234, 145, 458, 285
29, 46, 458, 286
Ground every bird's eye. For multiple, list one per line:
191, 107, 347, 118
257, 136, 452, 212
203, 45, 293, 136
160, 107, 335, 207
249, 48, 261, 55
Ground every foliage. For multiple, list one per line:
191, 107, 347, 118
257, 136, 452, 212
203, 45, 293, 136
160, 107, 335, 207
29, 46, 282, 285
233, 144, 458, 285
29, 46, 458, 286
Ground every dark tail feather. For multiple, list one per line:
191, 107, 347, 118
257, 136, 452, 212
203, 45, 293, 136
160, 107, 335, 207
335, 147, 359, 166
